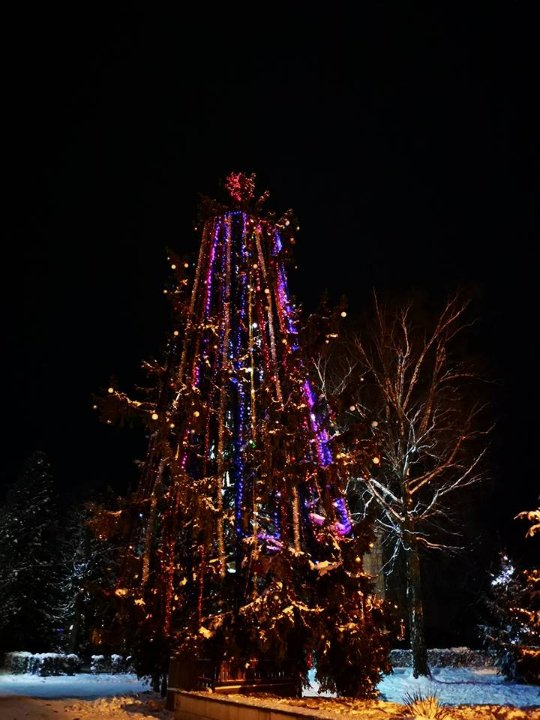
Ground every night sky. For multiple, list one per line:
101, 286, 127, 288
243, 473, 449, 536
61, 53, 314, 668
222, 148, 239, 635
3, 6, 538, 570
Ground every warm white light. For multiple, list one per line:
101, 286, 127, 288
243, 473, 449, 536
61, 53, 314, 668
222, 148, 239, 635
151, 412, 159, 420
372, 456, 380, 465
171, 264, 177, 269
341, 311, 347, 317
107, 387, 114, 394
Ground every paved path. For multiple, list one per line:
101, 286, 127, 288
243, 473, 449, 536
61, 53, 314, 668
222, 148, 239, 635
0, 695, 171, 719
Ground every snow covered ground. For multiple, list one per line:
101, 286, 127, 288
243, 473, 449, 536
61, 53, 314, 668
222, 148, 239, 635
0, 670, 151, 698
307, 666, 540, 707
0, 667, 537, 719
0, 674, 168, 720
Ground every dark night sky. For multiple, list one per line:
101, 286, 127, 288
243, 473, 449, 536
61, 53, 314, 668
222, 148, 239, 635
2, 6, 538, 566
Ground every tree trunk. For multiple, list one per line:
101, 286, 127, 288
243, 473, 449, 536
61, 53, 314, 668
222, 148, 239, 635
405, 536, 430, 677
68, 591, 83, 654
151, 672, 161, 693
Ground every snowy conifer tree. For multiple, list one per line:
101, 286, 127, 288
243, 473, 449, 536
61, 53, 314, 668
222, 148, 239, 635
0, 451, 62, 651
480, 508, 539, 683
57, 499, 120, 655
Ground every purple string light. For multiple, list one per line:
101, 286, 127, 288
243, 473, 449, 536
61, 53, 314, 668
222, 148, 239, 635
333, 497, 352, 536
303, 381, 333, 466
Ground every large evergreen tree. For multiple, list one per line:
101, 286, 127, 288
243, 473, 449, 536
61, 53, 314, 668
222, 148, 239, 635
94, 173, 395, 698
0, 451, 61, 651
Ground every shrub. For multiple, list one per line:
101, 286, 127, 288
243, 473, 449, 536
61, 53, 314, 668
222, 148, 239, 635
90, 653, 132, 674
400, 690, 451, 719
3, 651, 82, 676
479, 554, 539, 683
390, 647, 493, 669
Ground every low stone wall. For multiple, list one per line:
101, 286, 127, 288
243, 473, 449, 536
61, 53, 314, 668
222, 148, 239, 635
172, 691, 334, 720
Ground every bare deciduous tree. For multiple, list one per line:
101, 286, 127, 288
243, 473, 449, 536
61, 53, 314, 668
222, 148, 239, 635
314, 291, 493, 677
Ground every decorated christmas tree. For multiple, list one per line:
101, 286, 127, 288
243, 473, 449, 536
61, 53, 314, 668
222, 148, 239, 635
94, 173, 394, 698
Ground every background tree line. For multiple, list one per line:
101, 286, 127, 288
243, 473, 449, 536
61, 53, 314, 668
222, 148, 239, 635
0, 450, 118, 657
